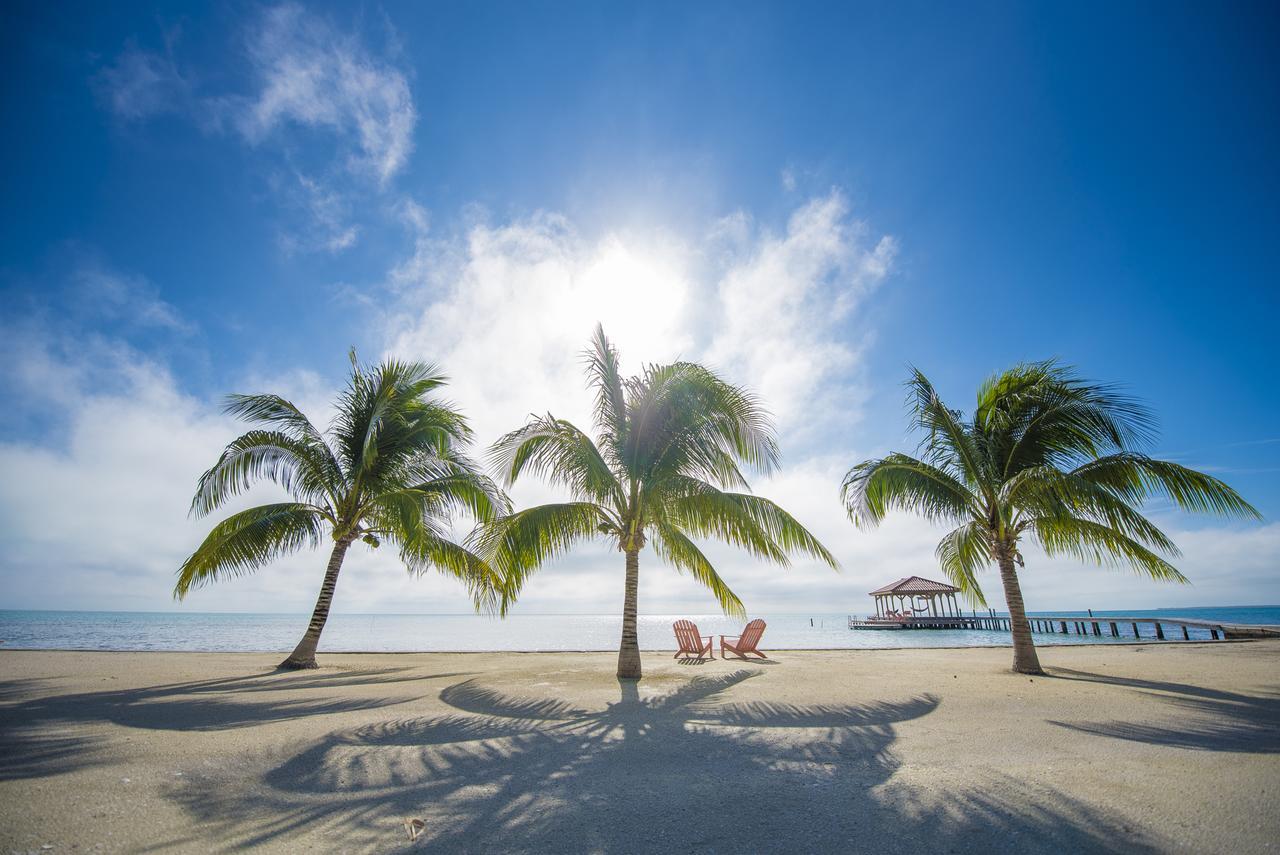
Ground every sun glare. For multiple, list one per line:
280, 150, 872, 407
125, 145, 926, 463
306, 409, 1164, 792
576, 237, 695, 363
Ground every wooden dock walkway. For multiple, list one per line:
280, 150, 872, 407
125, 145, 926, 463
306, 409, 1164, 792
848, 612, 1280, 641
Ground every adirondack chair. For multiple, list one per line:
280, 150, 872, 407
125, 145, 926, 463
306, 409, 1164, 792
720, 619, 768, 659
673, 620, 714, 659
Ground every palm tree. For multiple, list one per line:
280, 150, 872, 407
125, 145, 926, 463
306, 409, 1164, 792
176, 353, 507, 669
841, 362, 1259, 675
479, 325, 838, 680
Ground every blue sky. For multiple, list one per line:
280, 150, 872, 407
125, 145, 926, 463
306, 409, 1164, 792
2, 1, 1277, 615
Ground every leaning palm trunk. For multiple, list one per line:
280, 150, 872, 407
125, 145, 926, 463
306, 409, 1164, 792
280, 537, 352, 670
842, 362, 1258, 675
617, 548, 642, 679
996, 548, 1041, 675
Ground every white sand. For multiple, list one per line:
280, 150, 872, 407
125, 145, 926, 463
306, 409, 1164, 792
2, 641, 1277, 853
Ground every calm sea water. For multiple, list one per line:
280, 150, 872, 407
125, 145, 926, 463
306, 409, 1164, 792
0, 606, 1276, 652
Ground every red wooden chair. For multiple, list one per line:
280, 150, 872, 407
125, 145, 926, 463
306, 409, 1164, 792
720, 619, 768, 659
673, 620, 714, 659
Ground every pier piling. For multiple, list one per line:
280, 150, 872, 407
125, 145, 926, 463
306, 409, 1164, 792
847, 612, 1267, 641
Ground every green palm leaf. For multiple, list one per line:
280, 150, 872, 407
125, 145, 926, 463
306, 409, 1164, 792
490, 415, 624, 506
472, 502, 611, 612
190, 430, 341, 518
934, 521, 990, 606
1028, 515, 1188, 583
175, 503, 325, 598
651, 522, 745, 617
841, 453, 975, 528
667, 488, 839, 569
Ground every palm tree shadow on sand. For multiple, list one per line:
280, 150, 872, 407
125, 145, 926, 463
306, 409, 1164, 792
163, 669, 1164, 853
1047, 668, 1280, 753
0, 667, 459, 782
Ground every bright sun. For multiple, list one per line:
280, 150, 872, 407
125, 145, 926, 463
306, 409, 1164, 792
574, 237, 694, 363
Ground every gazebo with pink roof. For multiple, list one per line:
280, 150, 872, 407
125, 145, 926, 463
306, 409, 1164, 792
869, 575, 962, 619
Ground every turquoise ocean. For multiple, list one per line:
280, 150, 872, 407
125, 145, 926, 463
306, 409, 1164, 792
1, 606, 1277, 652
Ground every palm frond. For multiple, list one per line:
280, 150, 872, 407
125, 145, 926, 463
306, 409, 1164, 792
934, 521, 990, 606
583, 324, 629, 466
490, 414, 623, 506
364, 488, 451, 543
628, 361, 780, 486
190, 430, 340, 518
396, 530, 505, 614
650, 522, 745, 617
174, 503, 325, 598
1028, 515, 1188, 583
390, 447, 510, 522
334, 356, 464, 483
841, 453, 976, 528
1073, 453, 1262, 519
1005, 465, 1181, 555
906, 368, 989, 489
978, 362, 1156, 477
471, 502, 611, 613
668, 488, 838, 569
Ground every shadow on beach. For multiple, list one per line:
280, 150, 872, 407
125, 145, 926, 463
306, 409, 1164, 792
0, 667, 460, 781
0, 667, 461, 733
1047, 668, 1280, 753
153, 669, 1163, 853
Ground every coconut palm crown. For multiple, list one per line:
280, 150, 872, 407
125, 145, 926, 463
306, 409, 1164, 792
841, 362, 1260, 675
176, 352, 508, 669
480, 325, 838, 679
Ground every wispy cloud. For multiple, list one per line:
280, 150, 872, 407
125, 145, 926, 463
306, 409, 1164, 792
231, 3, 416, 185
94, 36, 190, 121
74, 264, 193, 333
94, 3, 416, 253
1225, 437, 1280, 448
275, 171, 361, 255
705, 194, 897, 444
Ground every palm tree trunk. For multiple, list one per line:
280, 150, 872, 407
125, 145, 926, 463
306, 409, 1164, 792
616, 547, 642, 680
280, 536, 353, 670
997, 547, 1043, 675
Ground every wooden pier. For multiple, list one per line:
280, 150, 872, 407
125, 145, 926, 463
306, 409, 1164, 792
848, 611, 1280, 641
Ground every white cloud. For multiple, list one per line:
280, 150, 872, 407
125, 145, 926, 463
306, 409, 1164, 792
384, 191, 893, 447
95, 3, 415, 254
4, 200, 1275, 621
706, 194, 897, 443
232, 3, 416, 185
0, 328, 495, 614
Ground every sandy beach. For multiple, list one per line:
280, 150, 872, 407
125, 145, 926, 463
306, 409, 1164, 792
2, 641, 1277, 853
